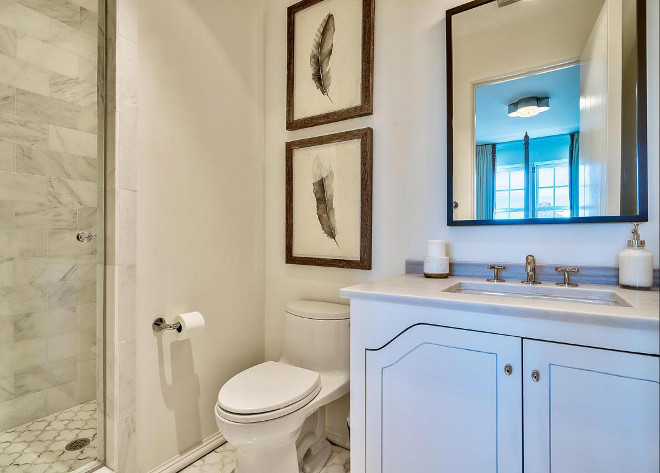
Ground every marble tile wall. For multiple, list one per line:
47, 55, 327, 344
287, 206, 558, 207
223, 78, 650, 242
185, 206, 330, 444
0, 0, 101, 432
103, 0, 137, 471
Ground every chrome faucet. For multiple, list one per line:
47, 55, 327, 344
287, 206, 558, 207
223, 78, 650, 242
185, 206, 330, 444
522, 255, 541, 285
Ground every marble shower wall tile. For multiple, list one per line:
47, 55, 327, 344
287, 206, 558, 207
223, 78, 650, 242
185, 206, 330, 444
49, 124, 97, 158
77, 206, 97, 230
14, 202, 78, 229
48, 176, 97, 207
50, 18, 96, 59
16, 89, 83, 130
16, 145, 97, 182
0, 83, 15, 114
116, 106, 136, 190
17, 0, 81, 28
15, 33, 79, 78
78, 56, 97, 83
0, 171, 48, 202
50, 73, 97, 106
0, 338, 46, 374
47, 230, 97, 256
13, 306, 77, 341
0, 284, 47, 317
105, 0, 139, 469
0, 111, 49, 147
12, 356, 77, 396
0, 25, 17, 57
117, 413, 136, 473
116, 189, 136, 265
0, 257, 13, 285
0, 53, 50, 95
116, 0, 137, 43
0, 228, 47, 257
70, 0, 98, 14
13, 256, 76, 284
115, 35, 137, 108
80, 7, 97, 36
117, 264, 135, 341
0, 390, 46, 431
46, 325, 95, 362
117, 339, 134, 418
0, 1, 50, 41
0, 141, 15, 171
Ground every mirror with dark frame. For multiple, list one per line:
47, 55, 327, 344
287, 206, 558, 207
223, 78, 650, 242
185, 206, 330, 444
446, 0, 647, 226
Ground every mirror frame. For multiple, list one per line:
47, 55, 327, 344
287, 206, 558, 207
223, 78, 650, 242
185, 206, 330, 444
446, 0, 648, 226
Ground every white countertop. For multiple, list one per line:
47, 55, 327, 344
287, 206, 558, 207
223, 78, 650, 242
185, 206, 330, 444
340, 274, 660, 332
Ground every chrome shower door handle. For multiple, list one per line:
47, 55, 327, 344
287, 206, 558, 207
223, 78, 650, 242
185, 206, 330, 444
76, 231, 95, 243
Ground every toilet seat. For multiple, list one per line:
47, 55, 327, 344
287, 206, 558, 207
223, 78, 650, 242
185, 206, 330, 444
217, 361, 322, 423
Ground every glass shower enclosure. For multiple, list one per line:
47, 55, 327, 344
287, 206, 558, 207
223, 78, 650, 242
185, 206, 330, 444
0, 0, 105, 471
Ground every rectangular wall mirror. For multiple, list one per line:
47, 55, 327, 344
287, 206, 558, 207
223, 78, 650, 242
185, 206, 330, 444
446, 0, 648, 226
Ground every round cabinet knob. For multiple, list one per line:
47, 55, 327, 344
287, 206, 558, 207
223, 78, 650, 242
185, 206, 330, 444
76, 231, 94, 243
504, 364, 513, 376
531, 369, 541, 382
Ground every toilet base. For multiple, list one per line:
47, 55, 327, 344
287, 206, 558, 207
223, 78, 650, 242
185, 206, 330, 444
225, 408, 334, 473
297, 408, 332, 473
235, 430, 300, 473
300, 438, 332, 473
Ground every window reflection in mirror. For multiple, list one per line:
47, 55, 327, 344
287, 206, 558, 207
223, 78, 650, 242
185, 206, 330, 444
448, 0, 646, 225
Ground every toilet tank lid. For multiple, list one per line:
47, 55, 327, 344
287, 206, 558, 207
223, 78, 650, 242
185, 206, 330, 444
286, 300, 350, 320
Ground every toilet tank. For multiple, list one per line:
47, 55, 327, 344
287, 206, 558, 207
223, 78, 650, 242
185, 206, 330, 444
279, 301, 349, 375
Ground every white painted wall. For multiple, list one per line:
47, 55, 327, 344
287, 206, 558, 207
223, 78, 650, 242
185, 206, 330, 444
264, 0, 659, 438
580, 2, 610, 216
580, 0, 625, 217
136, 1, 265, 471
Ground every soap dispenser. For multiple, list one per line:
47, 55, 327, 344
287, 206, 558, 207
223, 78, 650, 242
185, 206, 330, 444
618, 223, 654, 289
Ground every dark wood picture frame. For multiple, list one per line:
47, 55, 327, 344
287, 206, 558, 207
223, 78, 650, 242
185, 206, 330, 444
286, 0, 375, 131
445, 0, 648, 227
286, 128, 373, 269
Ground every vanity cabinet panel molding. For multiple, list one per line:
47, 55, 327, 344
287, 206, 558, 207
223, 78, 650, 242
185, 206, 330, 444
365, 324, 523, 473
523, 340, 660, 473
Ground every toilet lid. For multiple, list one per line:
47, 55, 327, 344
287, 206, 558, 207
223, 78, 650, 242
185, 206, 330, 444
218, 361, 321, 415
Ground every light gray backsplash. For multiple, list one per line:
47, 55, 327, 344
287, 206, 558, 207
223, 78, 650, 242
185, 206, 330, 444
406, 259, 660, 287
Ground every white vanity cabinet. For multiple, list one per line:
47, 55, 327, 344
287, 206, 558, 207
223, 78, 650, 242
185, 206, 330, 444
363, 325, 659, 473
342, 276, 660, 473
523, 340, 660, 473
365, 324, 523, 472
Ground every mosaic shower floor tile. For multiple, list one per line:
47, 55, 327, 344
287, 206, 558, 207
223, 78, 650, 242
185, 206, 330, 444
181, 442, 350, 473
0, 400, 97, 472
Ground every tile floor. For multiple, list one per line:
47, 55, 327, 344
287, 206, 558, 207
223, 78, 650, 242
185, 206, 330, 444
181, 442, 350, 473
0, 401, 97, 473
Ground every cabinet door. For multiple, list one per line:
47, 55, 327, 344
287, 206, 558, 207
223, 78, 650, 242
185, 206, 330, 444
523, 340, 660, 473
365, 324, 522, 473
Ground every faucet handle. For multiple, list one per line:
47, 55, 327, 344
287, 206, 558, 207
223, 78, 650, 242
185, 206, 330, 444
487, 265, 506, 283
555, 267, 579, 287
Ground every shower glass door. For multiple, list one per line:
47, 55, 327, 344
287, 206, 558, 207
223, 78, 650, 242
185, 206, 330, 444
0, 0, 105, 471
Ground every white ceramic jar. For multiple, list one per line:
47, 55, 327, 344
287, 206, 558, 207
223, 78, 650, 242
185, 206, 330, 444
618, 224, 654, 289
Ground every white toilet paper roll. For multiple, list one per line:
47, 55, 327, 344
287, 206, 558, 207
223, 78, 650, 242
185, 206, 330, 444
174, 311, 205, 340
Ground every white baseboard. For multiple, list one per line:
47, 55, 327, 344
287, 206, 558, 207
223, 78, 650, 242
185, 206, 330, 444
147, 431, 226, 473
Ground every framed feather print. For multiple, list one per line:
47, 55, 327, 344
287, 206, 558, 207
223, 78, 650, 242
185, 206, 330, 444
286, 128, 373, 269
286, 0, 375, 130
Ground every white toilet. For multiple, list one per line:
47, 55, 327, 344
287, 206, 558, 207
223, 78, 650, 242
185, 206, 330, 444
215, 301, 350, 473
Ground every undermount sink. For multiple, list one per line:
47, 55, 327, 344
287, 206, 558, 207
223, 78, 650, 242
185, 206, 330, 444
443, 281, 632, 307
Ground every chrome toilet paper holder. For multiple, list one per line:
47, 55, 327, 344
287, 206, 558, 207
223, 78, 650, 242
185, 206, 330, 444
152, 317, 182, 333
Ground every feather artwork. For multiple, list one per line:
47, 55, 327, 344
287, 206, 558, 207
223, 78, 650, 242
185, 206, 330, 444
312, 156, 339, 247
310, 13, 335, 103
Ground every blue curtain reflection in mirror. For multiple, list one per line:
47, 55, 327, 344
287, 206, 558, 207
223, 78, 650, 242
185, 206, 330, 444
475, 144, 496, 220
